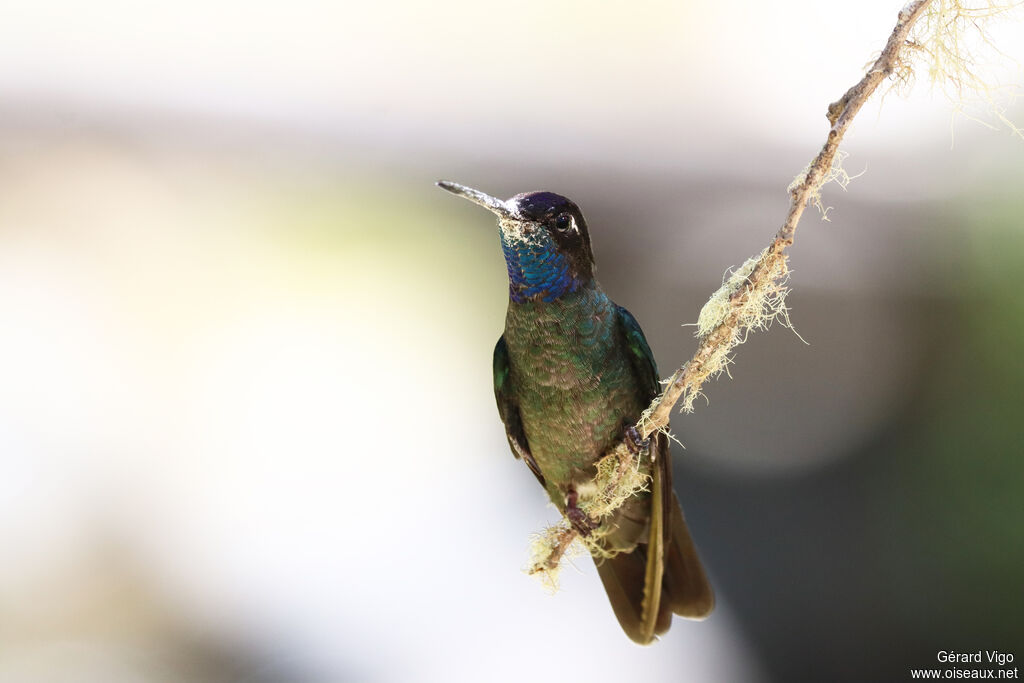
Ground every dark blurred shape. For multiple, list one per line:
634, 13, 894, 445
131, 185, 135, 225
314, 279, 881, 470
669, 195, 1024, 682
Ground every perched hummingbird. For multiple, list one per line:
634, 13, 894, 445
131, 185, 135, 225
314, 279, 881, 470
438, 181, 714, 643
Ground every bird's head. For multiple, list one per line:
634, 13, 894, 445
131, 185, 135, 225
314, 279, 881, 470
438, 180, 595, 303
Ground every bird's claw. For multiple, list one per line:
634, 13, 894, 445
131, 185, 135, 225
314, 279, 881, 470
565, 487, 595, 537
624, 425, 650, 455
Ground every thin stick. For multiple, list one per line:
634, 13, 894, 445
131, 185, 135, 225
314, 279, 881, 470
537, 2, 938, 568
638, 0, 934, 439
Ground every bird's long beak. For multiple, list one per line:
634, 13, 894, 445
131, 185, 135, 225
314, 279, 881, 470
436, 180, 515, 218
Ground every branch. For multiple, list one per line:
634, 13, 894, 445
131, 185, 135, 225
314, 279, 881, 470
638, 0, 934, 437
530, 0, 938, 579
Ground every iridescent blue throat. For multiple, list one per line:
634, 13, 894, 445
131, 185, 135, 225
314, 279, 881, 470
501, 232, 580, 303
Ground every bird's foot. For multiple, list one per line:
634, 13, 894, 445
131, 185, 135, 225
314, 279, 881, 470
624, 425, 650, 455
565, 487, 595, 537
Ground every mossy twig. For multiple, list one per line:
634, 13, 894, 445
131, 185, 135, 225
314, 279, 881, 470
638, 0, 936, 439
529, 0, 1022, 584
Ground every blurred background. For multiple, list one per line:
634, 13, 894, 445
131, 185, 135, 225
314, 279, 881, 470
1, 1, 1022, 681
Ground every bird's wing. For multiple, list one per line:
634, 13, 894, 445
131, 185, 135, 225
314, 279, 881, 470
618, 305, 671, 642
617, 305, 660, 399
493, 336, 545, 487
616, 306, 714, 640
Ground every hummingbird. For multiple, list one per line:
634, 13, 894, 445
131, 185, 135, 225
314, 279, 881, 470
438, 180, 714, 643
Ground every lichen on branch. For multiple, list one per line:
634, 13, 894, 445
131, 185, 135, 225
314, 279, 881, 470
527, 442, 651, 590
527, 0, 1023, 586
902, 0, 1024, 138
639, 0, 939, 441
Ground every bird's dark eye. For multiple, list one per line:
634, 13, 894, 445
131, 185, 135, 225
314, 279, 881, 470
554, 213, 572, 232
